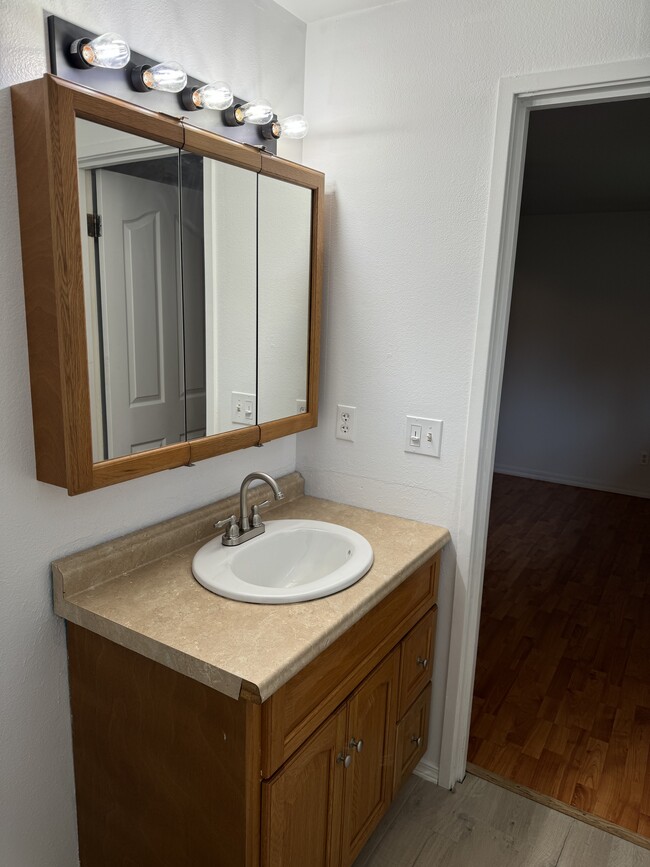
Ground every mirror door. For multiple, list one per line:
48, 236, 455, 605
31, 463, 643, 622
77, 119, 185, 462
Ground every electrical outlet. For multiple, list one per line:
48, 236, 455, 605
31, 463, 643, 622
296, 399, 307, 414
336, 404, 356, 441
231, 392, 256, 426
641, 451, 649, 466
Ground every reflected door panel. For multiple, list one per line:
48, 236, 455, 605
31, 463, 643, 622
96, 165, 185, 458
257, 175, 312, 424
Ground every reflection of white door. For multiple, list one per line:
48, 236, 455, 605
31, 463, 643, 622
96, 169, 185, 458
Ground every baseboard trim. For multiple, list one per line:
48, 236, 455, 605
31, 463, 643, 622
414, 758, 439, 785
493, 465, 650, 499
467, 763, 650, 851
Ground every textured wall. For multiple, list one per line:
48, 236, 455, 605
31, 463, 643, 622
0, 1, 304, 864
298, 0, 650, 773
495, 212, 650, 497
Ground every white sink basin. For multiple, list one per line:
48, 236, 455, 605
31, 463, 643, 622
192, 519, 374, 604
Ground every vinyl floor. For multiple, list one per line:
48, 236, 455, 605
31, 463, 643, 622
354, 773, 650, 866
468, 474, 650, 836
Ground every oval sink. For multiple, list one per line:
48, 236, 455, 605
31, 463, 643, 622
192, 519, 374, 604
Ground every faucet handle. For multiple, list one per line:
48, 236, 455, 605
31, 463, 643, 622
215, 515, 240, 542
250, 500, 271, 528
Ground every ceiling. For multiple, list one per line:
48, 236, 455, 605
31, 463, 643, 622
521, 97, 650, 215
274, 0, 399, 23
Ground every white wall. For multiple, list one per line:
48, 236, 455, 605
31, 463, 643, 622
495, 212, 650, 497
298, 0, 650, 775
0, 2, 305, 865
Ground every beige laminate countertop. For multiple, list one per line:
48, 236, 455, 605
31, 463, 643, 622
53, 473, 449, 703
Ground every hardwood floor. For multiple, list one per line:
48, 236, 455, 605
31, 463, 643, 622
468, 474, 650, 836
354, 773, 650, 866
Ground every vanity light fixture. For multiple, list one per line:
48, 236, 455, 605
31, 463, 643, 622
224, 98, 274, 127
68, 32, 131, 69
131, 61, 187, 93
182, 81, 233, 111
262, 113, 309, 140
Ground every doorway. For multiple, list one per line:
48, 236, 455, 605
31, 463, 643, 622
437, 56, 650, 815
466, 94, 650, 838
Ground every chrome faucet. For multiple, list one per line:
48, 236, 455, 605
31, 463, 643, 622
215, 472, 285, 547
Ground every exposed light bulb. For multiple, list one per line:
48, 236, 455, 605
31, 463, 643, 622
69, 32, 130, 70
279, 114, 309, 139
191, 82, 234, 110
235, 99, 274, 125
132, 61, 187, 93
262, 114, 309, 141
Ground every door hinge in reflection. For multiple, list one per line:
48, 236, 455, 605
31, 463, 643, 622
86, 213, 102, 238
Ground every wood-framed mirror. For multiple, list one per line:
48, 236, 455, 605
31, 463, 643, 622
11, 75, 323, 494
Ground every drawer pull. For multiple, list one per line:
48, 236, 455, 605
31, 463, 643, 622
410, 735, 423, 747
337, 752, 352, 768
349, 737, 364, 753
416, 656, 429, 669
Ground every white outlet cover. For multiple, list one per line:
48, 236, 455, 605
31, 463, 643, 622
231, 392, 256, 426
336, 404, 356, 441
405, 416, 442, 457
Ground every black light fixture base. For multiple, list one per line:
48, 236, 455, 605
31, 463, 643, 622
68, 37, 93, 69
181, 87, 202, 111
130, 64, 151, 92
47, 14, 277, 153
223, 104, 244, 126
261, 118, 281, 140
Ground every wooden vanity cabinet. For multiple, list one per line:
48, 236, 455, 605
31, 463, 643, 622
66, 552, 440, 867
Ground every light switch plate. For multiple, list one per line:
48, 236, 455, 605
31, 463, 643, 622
231, 392, 256, 426
405, 416, 442, 457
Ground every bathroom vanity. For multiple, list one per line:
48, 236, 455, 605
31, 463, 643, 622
53, 473, 449, 866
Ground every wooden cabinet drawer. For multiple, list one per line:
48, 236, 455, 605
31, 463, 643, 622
393, 682, 431, 794
398, 607, 436, 719
262, 553, 439, 777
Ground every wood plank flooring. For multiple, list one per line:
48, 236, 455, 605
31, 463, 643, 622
354, 773, 650, 866
468, 474, 650, 836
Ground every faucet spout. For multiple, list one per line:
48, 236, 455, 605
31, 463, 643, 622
239, 472, 284, 532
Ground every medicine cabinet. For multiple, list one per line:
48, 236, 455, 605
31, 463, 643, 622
11, 75, 323, 493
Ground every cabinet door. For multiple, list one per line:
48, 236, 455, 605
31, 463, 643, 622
394, 682, 432, 795
340, 650, 400, 867
262, 705, 347, 867
398, 607, 437, 718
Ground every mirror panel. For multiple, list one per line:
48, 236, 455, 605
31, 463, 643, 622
257, 175, 312, 424
13, 78, 322, 493
76, 119, 185, 462
181, 153, 257, 437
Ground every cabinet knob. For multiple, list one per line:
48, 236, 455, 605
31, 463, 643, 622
349, 737, 364, 753
416, 656, 429, 669
410, 735, 423, 747
337, 752, 352, 768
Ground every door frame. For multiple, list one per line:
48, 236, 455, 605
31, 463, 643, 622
438, 57, 650, 790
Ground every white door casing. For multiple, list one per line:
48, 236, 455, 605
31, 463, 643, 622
439, 57, 650, 790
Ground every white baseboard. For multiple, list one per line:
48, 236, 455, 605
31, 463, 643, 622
414, 758, 439, 785
493, 464, 650, 500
